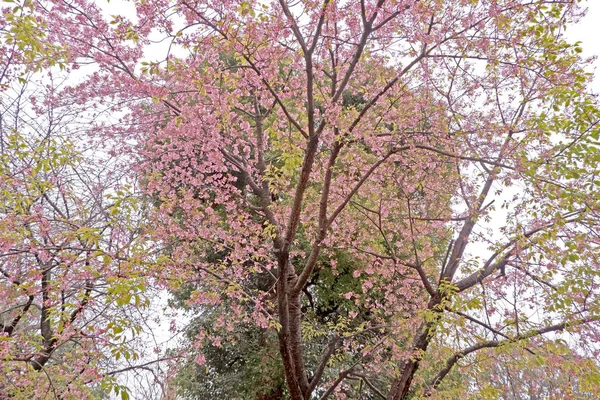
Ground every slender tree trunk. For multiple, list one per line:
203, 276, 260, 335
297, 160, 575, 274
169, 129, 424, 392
387, 327, 433, 400
277, 295, 311, 400
288, 292, 310, 394
32, 265, 57, 370
277, 258, 311, 399
277, 259, 303, 400
388, 297, 442, 400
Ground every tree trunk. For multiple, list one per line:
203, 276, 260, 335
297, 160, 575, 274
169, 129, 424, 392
388, 296, 442, 400
277, 259, 310, 399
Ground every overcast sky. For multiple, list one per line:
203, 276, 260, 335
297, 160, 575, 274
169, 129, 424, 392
568, 1, 600, 92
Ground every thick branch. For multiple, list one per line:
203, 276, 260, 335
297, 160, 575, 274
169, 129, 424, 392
292, 147, 402, 294
427, 315, 600, 395
308, 337, 341, 394
319, 368, 354, 400
2, 295, 34, 336
455, 215, 581, 292
278, 0, 308, 54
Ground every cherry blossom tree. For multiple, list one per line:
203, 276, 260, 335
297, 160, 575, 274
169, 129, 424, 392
0, 6, 158, 397
0, 88, 150, 399
132, 1, 600, 398
5, 0, 600, 398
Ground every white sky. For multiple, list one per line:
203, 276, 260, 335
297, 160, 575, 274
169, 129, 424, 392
568, 1, 600, 92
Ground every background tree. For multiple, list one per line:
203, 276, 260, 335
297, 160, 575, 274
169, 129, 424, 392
0, 9, 158, 396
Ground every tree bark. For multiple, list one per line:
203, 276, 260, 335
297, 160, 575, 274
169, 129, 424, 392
387, 296, 442, 400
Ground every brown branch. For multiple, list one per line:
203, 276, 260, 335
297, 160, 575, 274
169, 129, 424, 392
426, 315, 600, 395
292, 147, 403, 294
349, 372, 386, 399
407, 198, 436, 297
2, 295, 34, 336
326, 147, 405, 229
330, 0, 380, 104
308, 337, 341, 394
307, 0, 331, 56
442, 134, 510, 282
319, 368, 354, 400
446, 308, 510, 340
277, 0, 308, 54
290, 141, 341, 295
455, 214, 582, 292
105, 356, 176, 376
413, 144, 514, 170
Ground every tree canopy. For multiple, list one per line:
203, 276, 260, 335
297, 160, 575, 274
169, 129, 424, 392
2, 0, 600, 399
